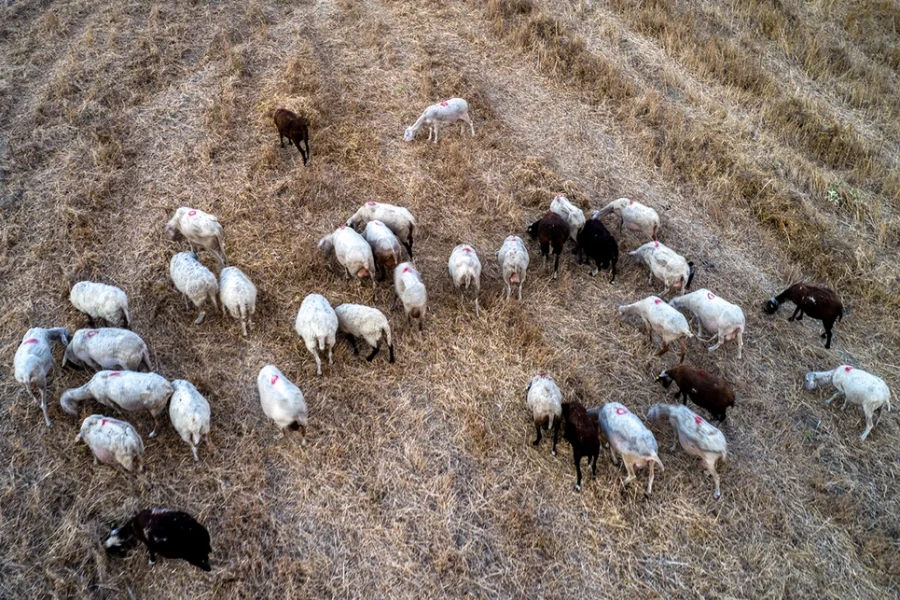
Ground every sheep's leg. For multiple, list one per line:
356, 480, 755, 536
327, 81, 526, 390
788, 306, 802, 322
551, 423, 559, 456
427, 126, 433, 142
646, 462, 656, 496
517, 281, 523, 301
646, 323, 654, 346
404, 237, 414, 259
327, 343, 334, 366
706, 457, 721, 499
474, 294, 480, 318
347, 335, 359, 356
552, 252, 560, 281
736, 330, 743, 360
824, 391, 843, 406
678, 338, 687, 363
860, 404, 876, 441
306, 343, 323, 377
366, 344, 380, 362
656, 341, 670, 357
194, 309, 207, 325
609, 445, 618, 465
433, 124, 439, 143
148, 414, 159, 438
191, 443, 199, 462
670, 438, 678, 452
573, 452, 584, 491
622, 458, 636, 486
824, 325, 833, 349
279, 132, 285, 148
38, 387, 51, 428
532, 420, 542, 447
840, 395, 850, 411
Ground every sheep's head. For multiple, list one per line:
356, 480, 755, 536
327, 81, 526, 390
647, 404, 666, 424
403, 126, 417, 142
61, 346, 86, 370
526, 220, 540, 239
656, 370, 674, 388
764, 297, 780, 314
804, 373, 820, 391
590, 210, 601, 220
60, 391, 80, 415
103, 522, 138, 558
317, 235, 334, 255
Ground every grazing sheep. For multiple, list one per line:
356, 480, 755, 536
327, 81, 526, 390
334, 303, 395, 363
590, 403, 664, 496
257, 365, 308, 441
347, 202, 417, 258
168, 380, 211, 461
561, 402, 600, 491
60, 371, 173, 438
669, 289, 745, 359
75, 414, 144, 473
593, 198, 660, 241
549, 194, 586, 243
62, 328, 152, 372
527, 212, 570, 280
104, 509, 212, 572
656, 365, 735, 424
392, 262, 427, 331
170, 251, 220, 325
497, 235, 530, 300
617, 296, 694, 363
524, 373, 562, 456
274, 108, 310, 165
629, 241, 695, 296
648, 404, 727, 499
576, 217, 618, 283
14, 327, 69, 427
364, 220, 403, 280
294, 294, 338, 376
403, 97, 475, 143
318, 225, 376, 287
70, 281, 130, 328
219, 266, 257, 337
765, 283, 843, 349
448, 244, 482, 317
805, 365, 892, 441
165, 207, 226, 266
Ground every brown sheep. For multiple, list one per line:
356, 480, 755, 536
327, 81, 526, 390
274, 108, 310, 165
527, 212, 570, 280
764, 283, 843, 349
656, 365, 735, 425
561, 401, 600, 492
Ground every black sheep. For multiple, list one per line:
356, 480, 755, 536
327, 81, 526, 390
561, 401, 600, 491
576, 218, 618, 283
104, 509, 212, 572
274, 108, 310, 165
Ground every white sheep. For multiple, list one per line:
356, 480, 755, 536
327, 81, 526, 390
257, 365, 308, 441
60, 370, 173, 438
14, 327, 69, 427
805, 366, 892, 441
589, 402, 664, 496
668, 289, 745, 360
448, 244, 482, 317
168, 379, 211, 461
629, 241, 695, 296
62, 328, 152, 372
170, 251, 219, 325
75, 414, 144, 473
318, 225, 376, 287
525, 373, 562, 455
648, 403, 727, 499
617, 296, 694, 363
392, 262, 427, 331
295, 294, 338, 376
165, 207, 227, 266
364, 220, 403, 280
497, 235, 530, 301
70, 281, 131, 328
403, 97, 475, 144
549, 194, 586, 243
334, 303, 395, 363
593, 198, 660, 240
219, 266, 257, 337
347, 201, 417, 258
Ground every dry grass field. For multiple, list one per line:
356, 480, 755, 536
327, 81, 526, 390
1, 0, 899, 597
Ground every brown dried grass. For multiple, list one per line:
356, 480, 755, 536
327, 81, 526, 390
1, 0, 899, 598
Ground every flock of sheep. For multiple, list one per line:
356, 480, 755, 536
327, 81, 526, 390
9, 97, 894, 571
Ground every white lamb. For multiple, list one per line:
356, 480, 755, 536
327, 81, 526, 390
257, 365, 308, 441
403, 97, 475, 144
75, 414, 144, 473
295, 294, 338, 376
364, 220, 403, 280
805, 365, 892, 441
170, 251, 219, 325
392, 262, 427, 331
448, 244, 482, 317
668, 289, 745, 359
648, 403, 727, 499
60, 370, 173, 438
165, 207, 227, 266
629, 241, 695, 296
219, 266, 257, 337
497, 235, 530, 301
549, 194, 586, 242
318, 225, 376, 287
62, 328, 152, 372
14, 327, 69, 427
593, 198, 660, 240
617, 296, 694, 363
525, 373, 563, 455
334, 304, 395, 363
70, 281, 131, 328
347, 201, 417, 258
168, 379, 211, 461
589, 402, 664, 496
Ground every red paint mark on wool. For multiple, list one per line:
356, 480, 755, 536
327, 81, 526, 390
538, 372, 547, 377
628, 200, 634, 205
101, 419, 108, 426
707, 292, 715, 300
440, 101, 449, 106
188, 210, 197, 216
367, 201, 376, 206
654, 241, 660, 248
23, 338, 39, 344
698, 370, 707, 376
86, 330, 99, 338
403, 267, 412, 273
271, 374, 279, 385
109, 372, 121, 377
845, 366, 852, 372
695, 415, 703, 425
340, 225, 346, 230
616, 407, 628, 415
463, 247, 472, 253
654, 299, 662, 304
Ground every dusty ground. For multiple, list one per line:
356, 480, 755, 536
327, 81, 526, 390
1, 0, 898, 598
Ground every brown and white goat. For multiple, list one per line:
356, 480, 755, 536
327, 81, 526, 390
764, 283, 843, 349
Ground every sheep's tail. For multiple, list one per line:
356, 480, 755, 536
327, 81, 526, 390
651, 453, 664, 471
651, 223, 658, 241
141, 347, 153, 372
383, 323, 393, 348
191, 429, 202, 446
463, 272, 472, 290
547, 413, 555, 430
216, 230, 227, 265
317, 335, 326, 351
288, 421, 301, 431
122, 306, 131, 328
